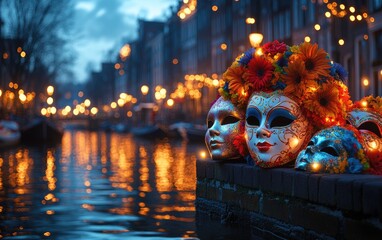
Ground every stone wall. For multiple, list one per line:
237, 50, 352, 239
196, 159, 382, 240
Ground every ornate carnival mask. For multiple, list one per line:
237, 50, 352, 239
347, 109, 382, 174
295, 126, 367, 174
205, 97, 245, 160
245, 91, 314, 167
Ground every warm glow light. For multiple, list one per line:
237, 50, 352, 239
167, 98, 174, 107
20, 51, 26, 58
340, 4, 345, 10
47, 97, 54, 105
141, 85, 149, 95
212, 5, 218, 11
338, 39, 345, 45
290, 138, 300, 149
90, 107, 98, 115
246, 17, 255, 24
325, 11, 331, 18
212, 79, 219, 87
363, 13, 368, 18
349, 6, 355, 13
114, 63, 121, 69
314, 24, 321, 31
364, 35, 369, 40
179, 12, 186, 19
41, 108, 47, 116
220, 43, 227, 50
3, 52, 9, 59
51, 107, 57, 114
363, 78, 369, 87
127, 111, 133, 117
349, 15, 355, 21
172, 58, 179, 64
19, 94, 26, 102
47, 86, 54, 96
304, 36, 311, 42
119, 44, 131, 60
249, 33, 263, 48
199, 151, 207, 159
84, 99, 91, 107
78, 91, 84, 97
370, 17, 375, 22
311, 162, 320, 172
110, 102, 117, 109
0, 90, 2, 97
361, 100, 368, 107
256, 48, 263, 56
368, 140, 378, 150
356, 15, 362, 21
184, 7, 191, 14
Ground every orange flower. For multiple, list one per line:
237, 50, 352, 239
302, 82, 341, 127
297, 42, 330, 80
223, 64, 251, 96
281, 59, 318, 99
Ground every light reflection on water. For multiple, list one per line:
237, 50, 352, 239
0, 130, 205, 239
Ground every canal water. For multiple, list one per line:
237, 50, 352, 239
0, 130, 252, 240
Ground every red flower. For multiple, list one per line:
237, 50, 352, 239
233, 121, 248, 156
244, 56, 274, 91
262, 40, 287, 56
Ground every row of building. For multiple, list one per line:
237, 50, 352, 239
86, 0, 382, 124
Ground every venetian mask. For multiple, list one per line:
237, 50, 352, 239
245, 91, 314, 168
347, 109, 382, 174
295, 126, 366, 174
205, 97, 245, 160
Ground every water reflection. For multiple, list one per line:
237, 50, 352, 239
0, 130, 205, 239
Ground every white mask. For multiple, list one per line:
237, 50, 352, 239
205, 97, 245, 160
347, 109, 382, 173
245, 91, 314, 167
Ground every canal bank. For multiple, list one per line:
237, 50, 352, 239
196, 159, 382, 240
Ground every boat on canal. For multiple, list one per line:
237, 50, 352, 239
0, 120, 21, 148
169, 122, 206, 142
131, 124, 167, 139
21, 118, 64, 143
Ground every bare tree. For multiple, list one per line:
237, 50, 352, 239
0, 0, 75, 92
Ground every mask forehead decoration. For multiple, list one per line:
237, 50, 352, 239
205, 97, 246, 160
246, 91, 314, 167
295, 126, 369, 174
349, 96, 382, 175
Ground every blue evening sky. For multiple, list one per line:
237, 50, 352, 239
72, 0, 178, 83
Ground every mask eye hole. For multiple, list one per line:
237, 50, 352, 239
321, 147, 339, 157
246, 116, 260, 126
358, 121, 382, 138
221, 116, 240, 125
246, 108, 261, 126
207, 120, 213, 128
270, 116, 295, 128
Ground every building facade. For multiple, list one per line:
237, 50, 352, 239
103, 0, 382, 123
